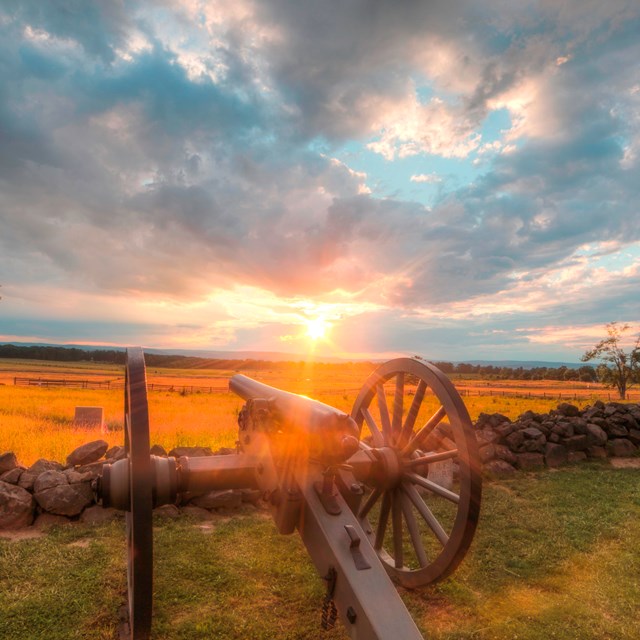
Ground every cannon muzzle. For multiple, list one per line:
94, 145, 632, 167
230, 374, 360, 463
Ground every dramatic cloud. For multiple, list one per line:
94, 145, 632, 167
1, 0, 639, 359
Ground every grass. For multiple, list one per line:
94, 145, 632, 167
1, 465, 639, 639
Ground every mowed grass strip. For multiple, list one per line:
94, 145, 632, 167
1, 465, 638, 640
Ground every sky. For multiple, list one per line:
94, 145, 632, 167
1, 0, 639, 362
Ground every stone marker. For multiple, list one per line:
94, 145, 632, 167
74, 406, 104, 430
428, 459, 454, 490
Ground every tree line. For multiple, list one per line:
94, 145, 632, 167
0, 343, 597, 380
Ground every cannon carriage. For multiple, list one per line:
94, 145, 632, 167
97, 347, 482, 639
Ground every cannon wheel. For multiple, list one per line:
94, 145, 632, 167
124, 347, 153, 639
351, 358, 481, 588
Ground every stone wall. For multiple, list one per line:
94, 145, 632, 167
0, 443, 260, 530
1, 400, 638, 530
477, 400, 640, 476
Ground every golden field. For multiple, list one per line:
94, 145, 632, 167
0, 358, 631, 466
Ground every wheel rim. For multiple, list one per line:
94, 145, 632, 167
351, 358, 482, 588
124, 347, 153, 639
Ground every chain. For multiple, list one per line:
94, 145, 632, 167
321, 567, 338, 630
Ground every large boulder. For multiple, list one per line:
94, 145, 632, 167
483, 459, 517, 478
66, 440, 108, 467
34, 470, 67, 493
0, 480, 35, 529
34, 480, 93, 517
607, 439, 637, 458
557, 403, 581, 417
28, 459, 64, 475
0, 467, 23, 485
586, 424, 607, 446
0, 452, 18, 475
544, 443, 568, 468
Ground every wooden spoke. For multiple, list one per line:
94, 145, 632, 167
391, 489, 404, 569
374, 491, 392, 550
403, 482, 449, 547
401, 406, 447, 456
361, 407, 384, 448
401, 492, 429, 568
392, 373, 405, 438
358, 488, 382, 520
406, 449, 459, 467
405, 472, 460, 504
399, 380, 427, 447
376, 383, 392, 443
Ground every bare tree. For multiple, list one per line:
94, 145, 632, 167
581, 322, 640, 399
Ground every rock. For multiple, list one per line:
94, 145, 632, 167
515, 453, 545, 471
552, 422, 574, 438
604, 405, 619, 417
150, 444, 167, 457
495, 423, 517, 438
493, 445, 517, 465
477, 413, 511, 429
586, 424, 607, 446
154, 504, 181, 519
80, 505, 121, 524
520, 410, 542, 423
483, 460, 517, 478
522, 436, 546, 453
568, 451, 588, 463
0, 481, 35, 529
64, 468, 95, 484
105, 446, 126, 461
33, 513, 71, 529
557, 403, 581, 417
621, 414, 640, 430
544, 443, 568, 468
522, 427, 544, 439
589, 417, 607, 428
628, 429, 640, 446
190, 489, 242, 510
34, 482, 93, 517
564, 435, 589, 452
67, 440, 109, 467
587, 446, 607, 459
607, 439, 637, 457
34, 470, 68, 493
479, 444, 496, 463
18, 472, 37, 492
548, 433, 561, 444
168, 446, 214, 458
476, 428, 499, 446
0, 467, 23, 485
505, 430, 525, 450
606, 423, 629, 438
571, 418, 589, 435
0, 452, 18, 474
28, 459, 64, 475
181, 505, 214, 520
75, 460, 107, 480
214, 447, 236, 456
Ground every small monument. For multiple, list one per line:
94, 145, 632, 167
74, 406, 104, 431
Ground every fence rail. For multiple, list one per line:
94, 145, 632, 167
11, 376, 640, 402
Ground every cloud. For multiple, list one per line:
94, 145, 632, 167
1, 0, 639, 357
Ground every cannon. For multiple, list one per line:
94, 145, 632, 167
96, 347, 482, 639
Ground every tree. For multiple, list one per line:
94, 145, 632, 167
581, 322, 640, 399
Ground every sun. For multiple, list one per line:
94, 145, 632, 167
306, 317, 330, 341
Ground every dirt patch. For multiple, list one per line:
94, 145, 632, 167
68, 538, 91, 548
609, 458, 640, 469
0, 527, 45, 541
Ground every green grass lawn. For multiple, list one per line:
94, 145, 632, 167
1, 464, 639, 640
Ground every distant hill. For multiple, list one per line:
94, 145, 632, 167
0, 341, 583, 369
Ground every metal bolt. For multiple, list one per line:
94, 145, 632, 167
346, 607, 357, 624
350, 482, 363, 494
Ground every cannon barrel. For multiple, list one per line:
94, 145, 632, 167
230, 374, 360, 462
